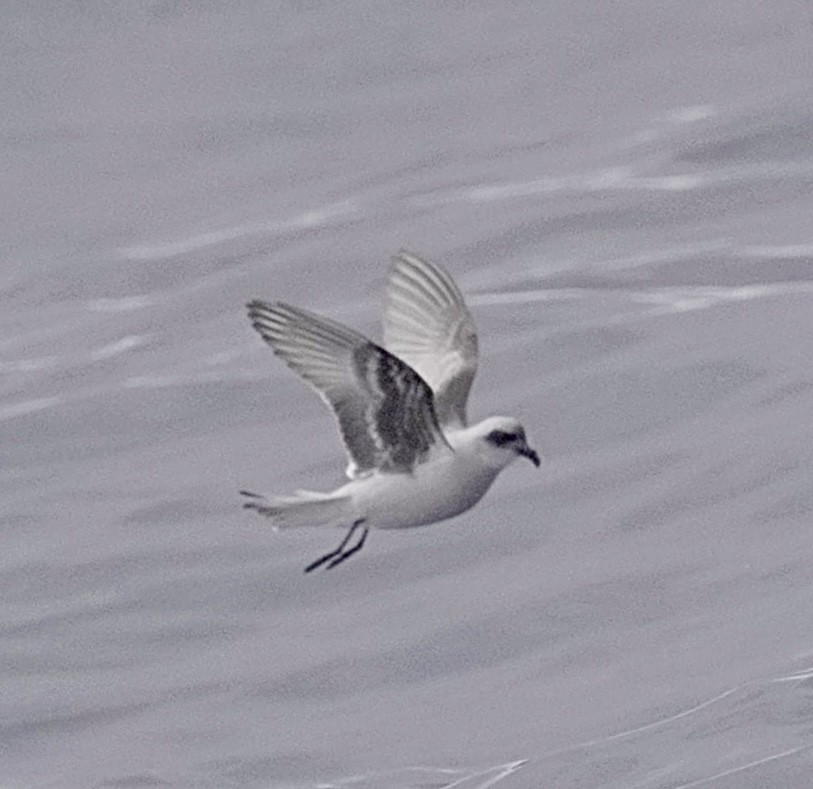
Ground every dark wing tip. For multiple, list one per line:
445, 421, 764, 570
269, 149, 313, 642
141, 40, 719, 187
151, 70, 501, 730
247, 299, 286, 317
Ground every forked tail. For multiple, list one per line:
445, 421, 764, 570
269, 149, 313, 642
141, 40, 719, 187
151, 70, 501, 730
240, 488, 351, 529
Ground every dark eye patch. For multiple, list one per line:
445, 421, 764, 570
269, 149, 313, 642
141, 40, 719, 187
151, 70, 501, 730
487, 429, 517, 447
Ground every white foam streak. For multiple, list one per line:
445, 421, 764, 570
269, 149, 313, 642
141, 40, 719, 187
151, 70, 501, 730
0, 356, 59, 373
444, 760, 528, 788
531, 663, 813, 781
470, 282, 813, 315
86, 296, 152, 312
412, 161, 813, 208
0, 396, 61, 421
119, 200, 359, 261
670, 746, 809, 788
469, 289, 586, 307
124, 369, 270, 389
742, 243, 813, 259
314, 760, 527, 789
90, 335, 146, 361
638, 282, 813, 314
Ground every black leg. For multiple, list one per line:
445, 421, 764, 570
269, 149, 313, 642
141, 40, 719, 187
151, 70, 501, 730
304, 519, 367, 573
325, 526, 368, 570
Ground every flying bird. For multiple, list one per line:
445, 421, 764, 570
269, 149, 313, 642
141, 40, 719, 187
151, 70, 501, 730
241, 251, 539, 572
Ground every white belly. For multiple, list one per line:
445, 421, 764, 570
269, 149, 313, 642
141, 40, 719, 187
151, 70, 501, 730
347, 454, 500, 530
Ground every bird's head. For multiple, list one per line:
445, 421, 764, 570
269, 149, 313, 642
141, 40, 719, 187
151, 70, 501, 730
472, 416, 540, 470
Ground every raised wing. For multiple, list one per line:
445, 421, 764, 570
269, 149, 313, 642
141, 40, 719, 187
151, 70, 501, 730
247, 300, 451, 477
383, 251, 478, 429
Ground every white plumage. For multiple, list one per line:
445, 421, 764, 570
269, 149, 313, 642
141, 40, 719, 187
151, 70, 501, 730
242, 251, 539, 572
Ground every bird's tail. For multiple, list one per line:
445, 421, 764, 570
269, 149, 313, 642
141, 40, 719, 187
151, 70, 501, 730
240, 488, 351, 529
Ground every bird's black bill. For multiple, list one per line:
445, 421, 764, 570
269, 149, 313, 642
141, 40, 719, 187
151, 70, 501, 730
305, 519, 368, 573
519, 446, 541, 467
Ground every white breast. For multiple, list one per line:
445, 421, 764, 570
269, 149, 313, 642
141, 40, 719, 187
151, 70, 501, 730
348, 451, 501, 530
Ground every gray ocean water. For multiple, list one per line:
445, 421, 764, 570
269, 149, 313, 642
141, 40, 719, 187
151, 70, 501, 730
3, 2, 813, 787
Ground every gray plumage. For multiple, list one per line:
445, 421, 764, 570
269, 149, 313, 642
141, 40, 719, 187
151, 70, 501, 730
247, 300, 449, 477
384, 251, 478, 429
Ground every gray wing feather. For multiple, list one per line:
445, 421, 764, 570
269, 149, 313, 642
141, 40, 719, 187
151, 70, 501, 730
247, 300, 450, 477
383, 251, 478, 428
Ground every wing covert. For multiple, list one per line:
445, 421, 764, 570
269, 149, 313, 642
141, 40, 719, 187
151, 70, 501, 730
247, 300, 449, 477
